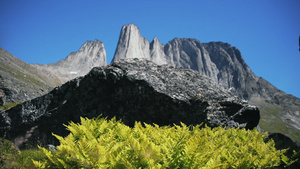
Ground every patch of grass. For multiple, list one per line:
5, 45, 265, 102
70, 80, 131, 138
5, 149, 47, 169
0, 61, 60, 92
250, 98, 300, 144
0, 102, 22, 110
0, 138, 18, 168
0, 138, 47, 169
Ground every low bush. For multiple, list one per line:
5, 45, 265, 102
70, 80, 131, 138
0, 137, 18, 168
33, 117, 296, 168
0, 137, 47, 169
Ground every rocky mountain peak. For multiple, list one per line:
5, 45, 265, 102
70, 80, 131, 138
113, 24, 168, 65
122, 23, 141, 35
150, 37, 168, 65
78, 39, 103, 52
113, 24, 151, 62
33, 39, 107, 84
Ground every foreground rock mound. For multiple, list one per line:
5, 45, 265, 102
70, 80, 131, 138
0, 59, 259, 147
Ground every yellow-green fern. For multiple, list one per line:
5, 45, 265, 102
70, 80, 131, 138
34, 116, 296, 168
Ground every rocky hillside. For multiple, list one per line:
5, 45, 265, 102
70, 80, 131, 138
112, 24, 300, 143
33, 39, 107, 84
0, 48, 61, 105
0, 59, 259, 148
0, 40, 107, 106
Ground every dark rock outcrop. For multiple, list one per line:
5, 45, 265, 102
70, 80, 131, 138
0, 59, 259, 148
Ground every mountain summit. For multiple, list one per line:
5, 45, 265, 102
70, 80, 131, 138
33, 39, 107, 84
113, 24, 168, 65
113, 24, 257, 99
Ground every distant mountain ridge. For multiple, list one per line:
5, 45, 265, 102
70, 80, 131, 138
0, 40, 107, 105
33, 39, 107, 84
112, 24, 300, 143
0, 23, 299, 144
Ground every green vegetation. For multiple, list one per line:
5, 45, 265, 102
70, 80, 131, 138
32, 117, 295, 168
0, 58, 61, 94
0, 137, 18, 167
0, 102, 22, 110
1, 117, 298, 168
250, 97, 300, 144
0, 137, 47, 169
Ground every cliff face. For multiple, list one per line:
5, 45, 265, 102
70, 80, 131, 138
112, 24, 258, 99
113, 24, 167, 65
0, 59, 259, 148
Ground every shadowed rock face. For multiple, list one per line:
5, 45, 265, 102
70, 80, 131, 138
0, 59, 259, 148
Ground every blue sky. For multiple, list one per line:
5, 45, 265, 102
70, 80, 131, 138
1, 0, 300, 98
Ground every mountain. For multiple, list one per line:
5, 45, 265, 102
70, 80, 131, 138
112, 24, 300, 143
0, 59, 259, 148
113, 24, 167, 65
0, 48, 61, 105
33, 39, 107, 84
0, 40, 107, 106
1, 23, 299, 144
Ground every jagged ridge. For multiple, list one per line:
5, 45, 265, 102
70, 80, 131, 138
112, 24, 300, 143
33, 39, 107, 84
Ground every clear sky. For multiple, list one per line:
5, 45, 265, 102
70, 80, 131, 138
1, 0, 300, 98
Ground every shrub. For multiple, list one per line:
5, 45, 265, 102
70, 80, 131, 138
33, 117, 296, 168
0, 137, 18, 168
0, 137, 47, 169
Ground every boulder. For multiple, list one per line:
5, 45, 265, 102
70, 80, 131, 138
0, 59, 260, 148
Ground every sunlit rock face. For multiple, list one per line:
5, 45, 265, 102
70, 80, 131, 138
112, 24, 257, 99
0, 59, 259, 148
33, 40, 107, 84
113, 24, 168, 65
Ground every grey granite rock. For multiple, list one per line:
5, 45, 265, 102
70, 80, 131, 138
33, 40, 107, 84
113, 24, 167, 65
